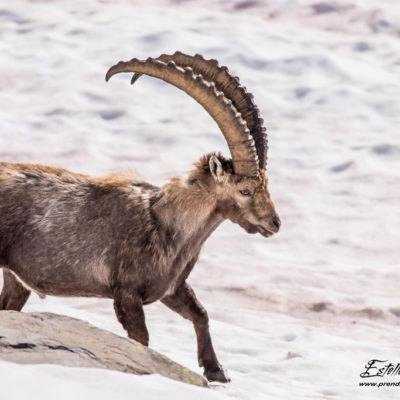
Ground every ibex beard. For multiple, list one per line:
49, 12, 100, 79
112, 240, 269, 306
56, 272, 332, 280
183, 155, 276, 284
0, 52, 280, 383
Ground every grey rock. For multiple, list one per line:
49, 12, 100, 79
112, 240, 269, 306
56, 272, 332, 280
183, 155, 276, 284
0, 311, 208, 387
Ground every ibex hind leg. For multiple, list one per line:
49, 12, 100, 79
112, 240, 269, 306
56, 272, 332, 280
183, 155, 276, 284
0, 269, 31, 311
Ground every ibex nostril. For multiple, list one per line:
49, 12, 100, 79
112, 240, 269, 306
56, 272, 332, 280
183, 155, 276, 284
272, 216, 281, 231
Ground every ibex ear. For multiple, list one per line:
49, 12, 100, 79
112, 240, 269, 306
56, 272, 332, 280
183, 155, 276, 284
209, 155, 224, 183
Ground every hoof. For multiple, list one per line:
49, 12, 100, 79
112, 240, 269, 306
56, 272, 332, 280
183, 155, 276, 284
204, 366, 231, 383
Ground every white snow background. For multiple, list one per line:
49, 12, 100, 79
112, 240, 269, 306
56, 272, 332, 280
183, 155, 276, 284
0, 0, 399, 399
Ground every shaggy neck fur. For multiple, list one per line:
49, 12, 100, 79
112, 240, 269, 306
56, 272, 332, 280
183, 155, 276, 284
152, 154, 228, 252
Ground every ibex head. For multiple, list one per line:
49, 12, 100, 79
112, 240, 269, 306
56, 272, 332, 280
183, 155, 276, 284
207, 155, 280, 237
106, 51, 280, 237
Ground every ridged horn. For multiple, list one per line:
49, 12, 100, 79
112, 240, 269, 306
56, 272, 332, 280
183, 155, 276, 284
106, 57, 259, 177
131, 51, 268, 170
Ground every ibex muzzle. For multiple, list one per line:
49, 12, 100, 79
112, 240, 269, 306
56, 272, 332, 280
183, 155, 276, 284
0, 52, 280, 383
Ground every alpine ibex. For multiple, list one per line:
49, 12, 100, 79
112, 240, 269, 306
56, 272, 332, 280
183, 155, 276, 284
0, 52, 280, 382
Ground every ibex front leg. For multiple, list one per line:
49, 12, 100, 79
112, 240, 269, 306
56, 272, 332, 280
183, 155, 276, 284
113, 287, 149, 346
162, 282, 230, 383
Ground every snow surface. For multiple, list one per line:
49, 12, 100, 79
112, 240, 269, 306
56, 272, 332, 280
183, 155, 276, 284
0, 0, 399, 399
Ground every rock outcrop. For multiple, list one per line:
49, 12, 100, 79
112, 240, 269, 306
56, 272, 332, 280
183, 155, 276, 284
0, 311, 207, 387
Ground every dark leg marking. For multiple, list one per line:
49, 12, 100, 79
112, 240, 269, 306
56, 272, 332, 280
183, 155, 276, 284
0, 269, 31, 311
113, 287, 149, 346
162, 282, 230, 383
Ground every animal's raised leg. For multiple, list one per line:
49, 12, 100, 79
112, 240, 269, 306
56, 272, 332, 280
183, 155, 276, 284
113, 287, 149, 346
162, 282, 230, 383
0, 269, 31, 311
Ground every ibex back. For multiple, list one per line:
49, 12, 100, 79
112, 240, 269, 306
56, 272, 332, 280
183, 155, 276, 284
0, 52, 280, 383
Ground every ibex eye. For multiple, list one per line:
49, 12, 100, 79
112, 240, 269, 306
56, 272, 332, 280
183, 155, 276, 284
239, 189, 251, 196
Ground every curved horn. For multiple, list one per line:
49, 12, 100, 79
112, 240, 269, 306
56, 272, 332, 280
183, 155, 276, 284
106, 57, 259, 177
131, 52, 268, 170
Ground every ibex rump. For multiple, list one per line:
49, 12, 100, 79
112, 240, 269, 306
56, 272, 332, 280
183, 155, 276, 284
0, 52, 280, 382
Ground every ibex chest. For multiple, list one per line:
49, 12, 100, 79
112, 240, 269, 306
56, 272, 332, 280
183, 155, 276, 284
140, 247, 201, 304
